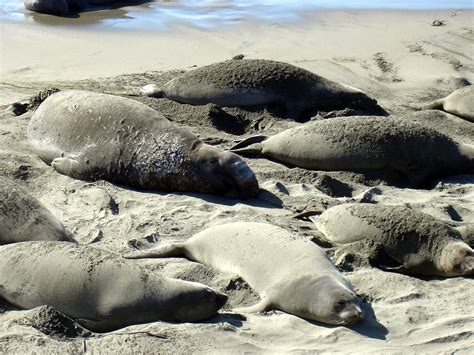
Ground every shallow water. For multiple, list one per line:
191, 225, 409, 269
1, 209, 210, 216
1, 0, 473, 30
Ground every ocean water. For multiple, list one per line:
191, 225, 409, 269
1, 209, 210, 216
1, 0, 473, 30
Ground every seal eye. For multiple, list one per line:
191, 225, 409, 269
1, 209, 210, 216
208, 158, 219, 166
335, 300, 346, 312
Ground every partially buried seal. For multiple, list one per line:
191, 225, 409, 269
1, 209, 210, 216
141, 59, 385, 120
28, 90, 258, 198
124, 222, 364, 325
231, 116, 474, 187
313, 203, 474, 277
0, 242, 227, 332
0, 176, 73, 244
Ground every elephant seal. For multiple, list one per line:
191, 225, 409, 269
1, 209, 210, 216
313, 203, 474, 277
0, 177, 73, 244
231, 117, 474, 186
0, 242, 227, 332
28, 90, 258, 198
124, 222, 364, 325
419, 85, 474, 122
24, 0, 146, 15
141, 59, 385, 120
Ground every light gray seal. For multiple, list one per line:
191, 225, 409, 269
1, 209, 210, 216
419, 85, 474, 122
313, 203, 474, 277
231, 116, 474, 186
28, 90, 258, 198
0, 176, 73, 244
124, 222, 364, 325
141, 59, 386, 120
0, 242, 227, 332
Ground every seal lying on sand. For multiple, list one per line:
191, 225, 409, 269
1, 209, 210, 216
124, 222, 364, 325
231, 117, 474, 186
0, 242, 227, 332
141, 59, 385, 120
28, 90, 258, 198
0, 177, 73, 244
419, 85, 474, 122
312, 204, 474, 277
24, 0, 147, 16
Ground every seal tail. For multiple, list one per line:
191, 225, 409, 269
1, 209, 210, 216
229, 136, 267, 156
123, 242, 186, 259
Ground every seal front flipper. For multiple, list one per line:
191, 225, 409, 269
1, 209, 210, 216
379, 264, 409, 274
233, 298, 272, 314
123, 242, 186, 259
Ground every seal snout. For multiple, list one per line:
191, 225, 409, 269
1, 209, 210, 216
338, 302, 364, 325
223, 154, 259, 198
214, 291, 229, 309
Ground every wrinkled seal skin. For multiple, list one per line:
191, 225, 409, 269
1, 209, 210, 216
231, 116, 474, 187
0, 242, 228, 332
0, 177, 73, 244
141, 59, 385, 120
124, 222, 364, 326
316, 204, 474, 277
28, 90, 258, 198
422, 85, 474, 122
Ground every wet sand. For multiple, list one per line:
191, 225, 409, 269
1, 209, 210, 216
0, 7, 473, 354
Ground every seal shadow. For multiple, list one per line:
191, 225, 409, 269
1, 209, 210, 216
205, 312, 246, 328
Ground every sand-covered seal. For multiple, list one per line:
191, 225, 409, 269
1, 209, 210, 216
0, 177, 73, 244
0, 242, 227, 332
124, 222, 364, 325
141, 59, 385, 120
231, 117, 474, 186
28, 90, 258, 198
420, 85, 474, 122
313, 203, 474, 277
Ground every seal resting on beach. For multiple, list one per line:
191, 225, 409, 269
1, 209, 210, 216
141, 59, 385, 120
0, 176, 73, 244
28, 90, 259, 198
312, 203, 474, 277
418, 85, 474, 122
124, 222, 364, 325
0, 241, 227, 332
230, 116, 474, 186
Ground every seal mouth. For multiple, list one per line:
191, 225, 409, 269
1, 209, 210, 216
337, 303, 364, 325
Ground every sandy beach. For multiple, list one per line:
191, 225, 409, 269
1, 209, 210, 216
0, 3, 473, 353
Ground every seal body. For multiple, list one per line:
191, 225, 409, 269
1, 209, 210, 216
28, 90, 258, 198
423, 85, 474, 122
315, 203, 474, 277
141, 59, 385, 120
125, 222, 363, 325
231, 117, 474, 186
24, 0, 136, 15
0, 242, 227, 332
0, 177, 72, 244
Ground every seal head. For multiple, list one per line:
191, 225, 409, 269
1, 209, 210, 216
437, 241, 474, 277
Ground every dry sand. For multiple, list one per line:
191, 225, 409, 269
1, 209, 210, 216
0, 7, 473, 353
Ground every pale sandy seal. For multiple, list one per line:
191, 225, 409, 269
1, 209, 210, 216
0, 242, 227, 332
0, 177, 73, 244
231, 116, 474, 186
419, 85, 474, 122
124, 222, 364, 325
141, 59, 385, 120
313, 203, 474, 277
28, 90, 258, 198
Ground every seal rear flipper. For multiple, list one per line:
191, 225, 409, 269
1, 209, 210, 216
229, 136, 267, 156
233, 298, 271, 314
123, 242, 186, 259
140, 84, 164, 98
